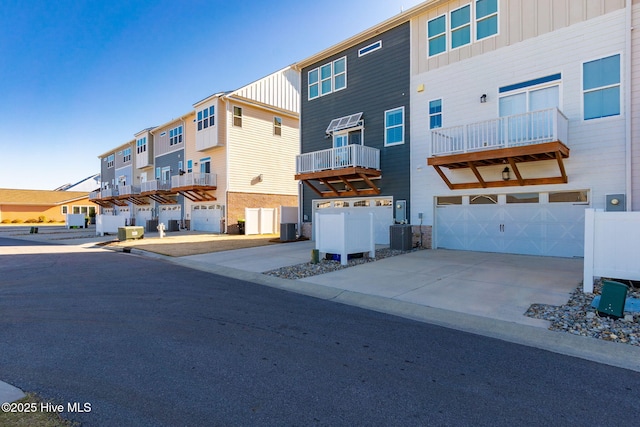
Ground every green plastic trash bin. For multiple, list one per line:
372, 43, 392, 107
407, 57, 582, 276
597, 280, 628, 318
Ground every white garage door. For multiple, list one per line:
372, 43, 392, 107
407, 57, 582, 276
312, 197, 394, 244
192, 204, 223, 233
135, 206, 153, 228
159, 205, 182, 230
435, 192, 587, 257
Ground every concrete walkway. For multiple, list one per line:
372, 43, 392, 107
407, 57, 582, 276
2, 227, 639, 403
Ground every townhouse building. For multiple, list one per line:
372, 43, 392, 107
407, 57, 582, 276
294, 0, 638, 257
91, 66, 299, 233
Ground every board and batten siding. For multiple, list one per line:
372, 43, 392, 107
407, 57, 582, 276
153, 117, 188, 158
410, 8, 628, 226
299, 22, 411, 221
225, 101, 298, 195
412, 0, 625, 75
232, 66, 300, 114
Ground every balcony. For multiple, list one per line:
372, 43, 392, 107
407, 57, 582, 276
171, 173, 217, 202
89, 190, 113, 208
295, 144, 381, 198
428, 108, 570, 189
115, 185, 148, 205
140, 180, 176, 204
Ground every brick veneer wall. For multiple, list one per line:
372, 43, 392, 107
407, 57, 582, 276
226, 192, 298, 234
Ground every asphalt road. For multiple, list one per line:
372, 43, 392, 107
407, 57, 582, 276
1, 237, 639, 426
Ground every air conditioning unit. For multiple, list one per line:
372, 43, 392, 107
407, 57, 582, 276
390, 224, 412, 251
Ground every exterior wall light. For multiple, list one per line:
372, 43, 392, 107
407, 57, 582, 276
502, 167, 510, 181
480, 94, 487, 103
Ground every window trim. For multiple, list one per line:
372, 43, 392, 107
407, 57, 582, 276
475, 0, 499, 42
450, 4, 471, 50
307, 56, 347, 100
233, 106, 243, 127
274, 116, 282, 136
169, 125, 183, 146
429, 98, 443, 129
427, 14, 447, 57
582, 53, 622, 121
107, 154, 114, 168
384, 106, 405, 147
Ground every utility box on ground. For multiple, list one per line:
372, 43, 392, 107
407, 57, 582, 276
118, 226, 144, 241
597, 280, 628, 318
168, 220, 179, 232
146, 219, 158, 233
390, 224, 412, 251
280, 223, 296, 242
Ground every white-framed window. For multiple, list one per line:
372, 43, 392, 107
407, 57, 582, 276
307, 56, 347, 100
169, 125, 183, 146
136, 136, 147, 154
107, 154, 114, 168
197, 105, 215, 130
122, 148, 131, 163
155, 167, 161, 180
274, 116, 282, 136
428, 14, 446, 57
428, 1, 498, 57
451, 5, 471, 49
384, 106, 405, 146
61, 205, 68, 214
583, 54, 621, 120
178, 161, 183, 173
161, 166, 171, 183
429, 99, 442, 129
233, 106, 242, 127
358, 40, 382, 57
187, 160, 193, 173
476, 0, 498, 41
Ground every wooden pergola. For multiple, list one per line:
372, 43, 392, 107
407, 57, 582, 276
295, 166, 381, 198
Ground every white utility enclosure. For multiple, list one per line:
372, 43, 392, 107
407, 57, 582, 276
315, 211, 375, 266
583, 209, 640, 293
96, 215, 126, 236
245, 208, 278, 235
66, 214, 86, 229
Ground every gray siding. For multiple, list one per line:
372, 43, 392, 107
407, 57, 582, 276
101, 154, 115, 189
300, 22, 411, 220
155, 150, 185, 210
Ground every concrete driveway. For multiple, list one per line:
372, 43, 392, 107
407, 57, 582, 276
181, 241, 583, 327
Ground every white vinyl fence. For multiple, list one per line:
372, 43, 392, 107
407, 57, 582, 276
245, 208, 278, 235
315, 211, 375, 266
66, 214, 86, 229
583, 209, 640, 293
96, 215, 126, 236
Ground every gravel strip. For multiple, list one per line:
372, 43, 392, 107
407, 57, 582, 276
525, 281, 640, 346
263, 247, 424, 280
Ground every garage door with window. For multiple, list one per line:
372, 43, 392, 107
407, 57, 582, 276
192, 204, 223, 233
435, 191, 587, 257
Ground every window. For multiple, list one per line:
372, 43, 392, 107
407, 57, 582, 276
136, 137, 147, 154
549, 190, 588, 203
506, 193, 539, 204
187, 160, 193, 173
385, 107, 405, 146
178, 161, 183, 173
308, 69, 319, 99
197, 105, 215, 130
428, 15, 446, 56
169, 125, 183, 145
307, 56, 347, 100
61, 206, 68, 214
476, 0, 498, 40
155, 167, 161, 180
451, 5, 471, 49
358, 40, 382, 57
429, 99, 442, 129
273, 117, 282, 136
470, 194, 497, 204
437, 196, 462, 205
583, 54, 621, 120
233, 106, 242, 127
333, 57, 346, 91
107, 154, 114, 168
122, 148, 131, 163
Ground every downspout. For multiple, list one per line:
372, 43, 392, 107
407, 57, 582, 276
626, 0, 633, 210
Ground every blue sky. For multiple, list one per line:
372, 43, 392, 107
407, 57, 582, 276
0, 0, 423, 190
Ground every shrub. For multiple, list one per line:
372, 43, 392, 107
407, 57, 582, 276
48, 219, 56, 223
25, 218, 37, 223
11, 219, 23, 223
1, 219, 11, 224
38, 215, 46, 223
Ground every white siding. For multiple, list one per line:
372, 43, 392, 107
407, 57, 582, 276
226, 101, 298, 195
411, 9, 628, 227
632, 1, 640, 210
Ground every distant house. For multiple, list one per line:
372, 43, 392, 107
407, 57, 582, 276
91, 66, 300, 233
53, 173, 101, 192
0, 189, 97, 223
